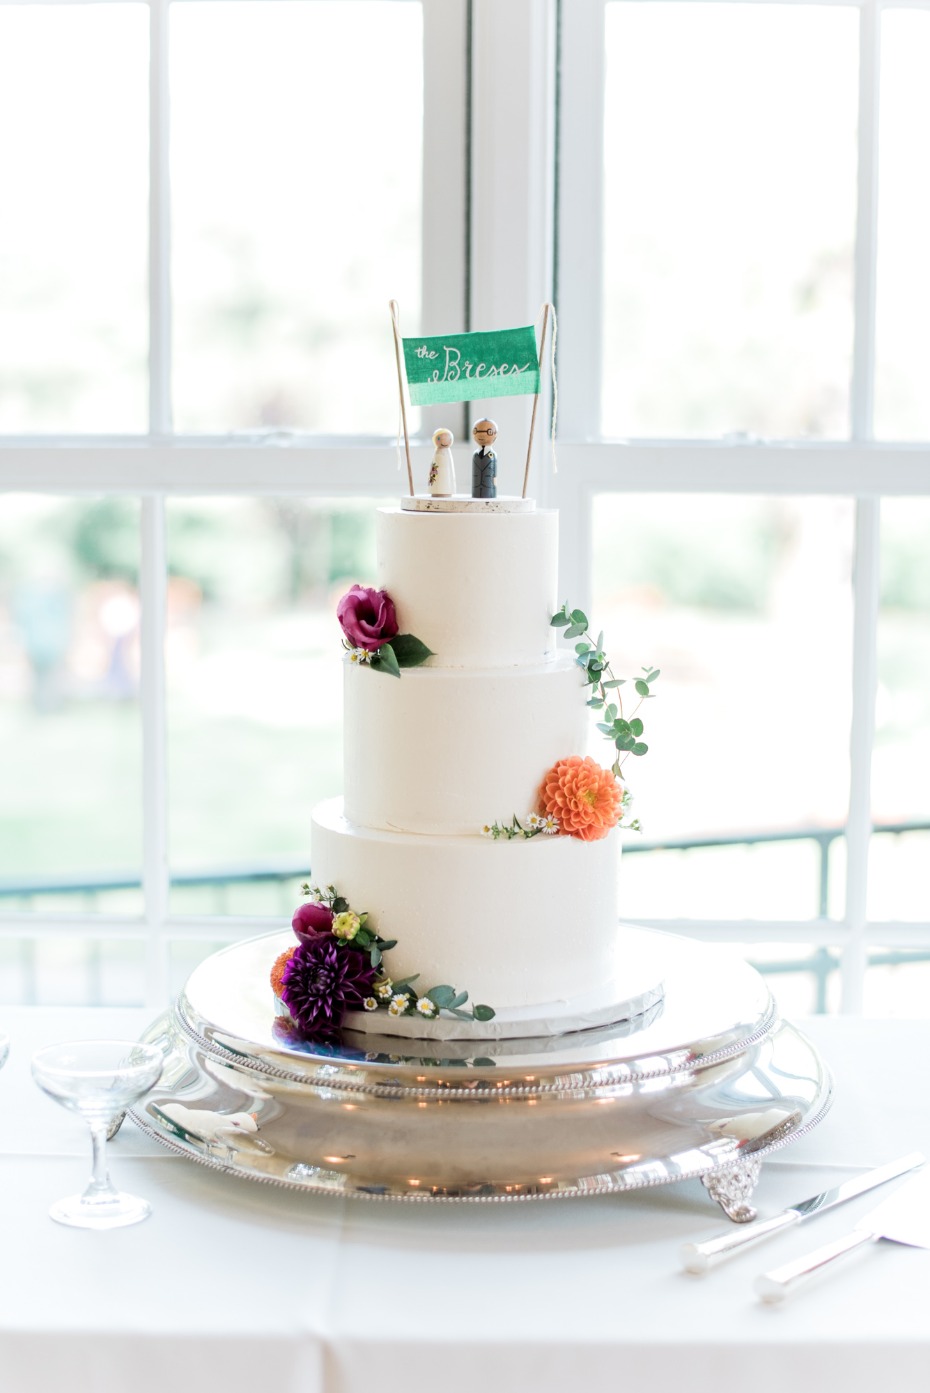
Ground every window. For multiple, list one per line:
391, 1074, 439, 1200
558, 0, 930, 1014
1, 0, 927, 1015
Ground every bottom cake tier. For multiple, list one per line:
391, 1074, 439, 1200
310, 797, 622, 1009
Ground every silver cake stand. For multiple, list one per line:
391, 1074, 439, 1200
130, 928, 832, 1219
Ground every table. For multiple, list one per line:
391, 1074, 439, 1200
1, 1007, 928, 1393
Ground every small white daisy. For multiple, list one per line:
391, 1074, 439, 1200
388, 995, 410, 1017
375, 979, 393, 1001
525, 813, 543, 829
362, 997, 378, 1012
480, 822, 496, 838
348, 647, 371, 665
542, 814, 560, 834
415, 997, 438, 1018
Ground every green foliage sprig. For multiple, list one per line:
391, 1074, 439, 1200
481, 812, 558, 841
550, 604, 659, 785
345, 634, 434, 678
301, 883, 495, 1023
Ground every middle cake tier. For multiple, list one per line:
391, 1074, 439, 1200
343, 654, 590, 836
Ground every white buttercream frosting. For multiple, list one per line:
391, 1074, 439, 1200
311, 799, 621, 1009
305, 503, 626, 1029
344, 655, 589, 835
376, 507, 558, 667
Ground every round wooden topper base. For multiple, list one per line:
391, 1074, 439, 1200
401, 495, 536, 513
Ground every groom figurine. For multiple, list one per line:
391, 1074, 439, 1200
471, 418, 498, 499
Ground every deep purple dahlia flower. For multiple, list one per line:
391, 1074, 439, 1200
280, 937, 376, 1036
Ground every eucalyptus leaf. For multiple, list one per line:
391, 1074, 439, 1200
378, 939, 397, 951
449, 991, 469, 1009
332, 897, 349, 914
370, 945, 382, 968
632, 741, 649, 755
602, 679, 625, 689
587, 698, 604, 709
596, 630, 604, 651
355, 929, 371, 947
634, 679, 650, 697
630, 718, 644, 736
550, 612, 570, 627
426, 985, 456, 1008
472, 1004, 496, 1022
570, 609, 588, 626
646, 668, 661, 681
392, 633, 435, 668
575, 642, 591, 655
564, 624, 585, 639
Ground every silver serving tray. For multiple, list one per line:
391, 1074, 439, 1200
131, 928, 832, 1212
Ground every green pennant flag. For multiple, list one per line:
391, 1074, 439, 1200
402, 325, 540, 405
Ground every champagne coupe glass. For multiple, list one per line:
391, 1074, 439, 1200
31, 1039, 163, 1229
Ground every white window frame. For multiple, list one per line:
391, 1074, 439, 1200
0, 0, 927, 1013
556, 0, 930, 1014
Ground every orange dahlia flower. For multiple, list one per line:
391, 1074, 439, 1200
270, 947, 296, 999
540, 755, 623, 841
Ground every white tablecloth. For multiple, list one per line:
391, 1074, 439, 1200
1, 1007, 927, 1393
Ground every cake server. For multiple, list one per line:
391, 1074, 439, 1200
755, 1167, 930, 1303
680, 1150, 924, 1273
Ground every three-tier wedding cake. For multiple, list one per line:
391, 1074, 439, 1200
271, 494, 664, 1043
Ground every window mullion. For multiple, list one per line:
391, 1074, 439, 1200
470, 0, 557, 504
841, 497, 881, 1012
140, 496, 170, 1007
555, 0, 605, 439
851, 0, 881, 441
149, 0, 172, 436
420, 0, 470, 443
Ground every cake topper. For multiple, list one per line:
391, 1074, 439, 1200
390, 301, 554, 499
471, 419, 498, 499
429, 427, 456, 497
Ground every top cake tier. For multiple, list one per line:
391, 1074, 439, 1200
376, 506, 558, 667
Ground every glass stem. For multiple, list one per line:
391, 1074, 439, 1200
86, 1120, 116, 1199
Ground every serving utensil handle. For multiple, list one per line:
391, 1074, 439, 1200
754, 1228, 875, 1303
681, 1210, 801, 1272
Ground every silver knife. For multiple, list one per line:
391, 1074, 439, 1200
756, 1167, 930, 1303
681, 1151, 924, 1273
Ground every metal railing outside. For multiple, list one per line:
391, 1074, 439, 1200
1, 821, 927, 1009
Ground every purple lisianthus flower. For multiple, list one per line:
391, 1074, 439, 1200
336, 584, 398, 652
280, 937, 376, 1036
292, 900, 334, 945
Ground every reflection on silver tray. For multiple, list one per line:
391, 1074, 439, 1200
131, 927, 832, 1209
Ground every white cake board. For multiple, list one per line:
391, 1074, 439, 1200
401, 494, 535, 514
341, 931, 666, 1041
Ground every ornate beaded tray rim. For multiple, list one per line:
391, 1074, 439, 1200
130, 930, 833, 1209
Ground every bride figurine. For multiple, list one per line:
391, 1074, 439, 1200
428, 427, 456, 497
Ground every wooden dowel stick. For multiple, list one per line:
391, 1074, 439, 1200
389, 300, 415, 496
522, 303, 551, 499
